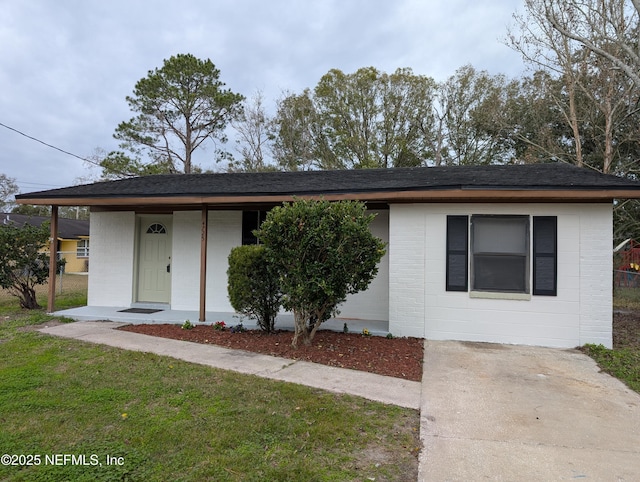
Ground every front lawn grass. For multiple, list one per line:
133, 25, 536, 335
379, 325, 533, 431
0, 272, 88, 310
582, 294, 640, 394
0, 308, 420, 481
581, 344, 640, 393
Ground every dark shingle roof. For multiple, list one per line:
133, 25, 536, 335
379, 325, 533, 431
0, 214, 89, 239
15, 163, 640, 203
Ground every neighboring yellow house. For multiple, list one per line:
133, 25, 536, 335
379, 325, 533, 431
58, 235, 90, 273
0, 214, 90, 273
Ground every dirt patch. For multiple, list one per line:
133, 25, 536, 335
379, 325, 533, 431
613, 311, 640, 350
119, 324, 424, 382
17, 319, 66, 332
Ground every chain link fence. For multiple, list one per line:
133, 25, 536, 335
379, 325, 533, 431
0, 255, 88, 306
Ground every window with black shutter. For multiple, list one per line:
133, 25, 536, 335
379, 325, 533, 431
446, 215, 469, 291
445, 214, 558, 297
533, 216, 557, 296
471, 215, 529, 293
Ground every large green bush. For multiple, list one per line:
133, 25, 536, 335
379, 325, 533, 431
227, 245, 281, 333
257, 199, 386, 347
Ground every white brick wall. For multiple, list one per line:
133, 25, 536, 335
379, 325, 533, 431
88, 203, 612, 348
168, 211, 242, 311
388, 203, 613, 348
579, 205, 613, 347
338, 210, 389, 320
171, 211, 201, 310
88, 211, 135, 306
205, 211, 242, 311
389, 205, 427, 338
170, 209, 388, 316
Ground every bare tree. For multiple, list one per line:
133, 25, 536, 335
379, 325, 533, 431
230, 91, 277, 172
508, 0, 640, 173
540, 0, 640, 89
508, 0, 589, 167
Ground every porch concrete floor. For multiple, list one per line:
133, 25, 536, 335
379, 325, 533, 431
52, 306, 390, 336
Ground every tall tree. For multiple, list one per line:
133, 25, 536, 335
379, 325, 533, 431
575, 46, 639, 174
272, 90, 330, 171
273, 67, 438, 170
508, 2, 590, 167
379, 68, 438, 167
436, 65, 515, 165
111, 54, 244, 176
229, 91, 277, 172
508, 0, 640, 174
313, 67, 438, 169
499, 71, 569, 164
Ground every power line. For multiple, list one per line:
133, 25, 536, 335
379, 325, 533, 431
0, 121, 100, 166
0, 121, 131, 179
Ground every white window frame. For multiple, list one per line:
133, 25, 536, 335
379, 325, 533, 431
76, 239, 90, 258
470, 215, 530, 295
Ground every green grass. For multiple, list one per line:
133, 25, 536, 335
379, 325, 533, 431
0, 306, 420, 481
582, 289, 640, 394
613, 287, 640, 311
0, 273, 88, 311
581, 344, 640, 393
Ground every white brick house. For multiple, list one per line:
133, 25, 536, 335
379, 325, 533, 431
16, 164, 640, 348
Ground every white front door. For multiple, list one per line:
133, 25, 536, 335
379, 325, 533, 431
137, 216, 172, 303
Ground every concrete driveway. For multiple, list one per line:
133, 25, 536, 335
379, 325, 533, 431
419, 340, 640, 481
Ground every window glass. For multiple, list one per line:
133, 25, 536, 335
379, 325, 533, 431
77, 239, 90, 258
146, 223, 166, 234
242, 211, 268, 245
473, 217, 527, 254
471, 216, 529, 293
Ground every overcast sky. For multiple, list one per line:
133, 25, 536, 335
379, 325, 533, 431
0, 0, 526, 194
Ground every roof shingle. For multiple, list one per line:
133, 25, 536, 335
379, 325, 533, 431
15, 163, 640, 203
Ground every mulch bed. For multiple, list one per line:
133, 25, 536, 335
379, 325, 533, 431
119, 323, 424, 381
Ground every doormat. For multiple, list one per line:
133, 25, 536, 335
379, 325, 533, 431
118, 308, 163, 314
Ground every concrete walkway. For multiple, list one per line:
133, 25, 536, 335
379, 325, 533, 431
419, 340, 640, 481
38, 321, 640, 480
38, 321, 421, 409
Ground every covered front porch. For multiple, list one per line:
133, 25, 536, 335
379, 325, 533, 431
53, 305, 391, 336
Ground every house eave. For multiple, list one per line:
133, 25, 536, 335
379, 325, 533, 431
15, 188, 640, 208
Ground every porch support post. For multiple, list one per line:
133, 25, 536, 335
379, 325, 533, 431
47, 206, 59, 313
199, 206, 208, 321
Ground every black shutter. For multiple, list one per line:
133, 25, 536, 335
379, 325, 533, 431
446, 215, 468, 291
533, 216, 557, 296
